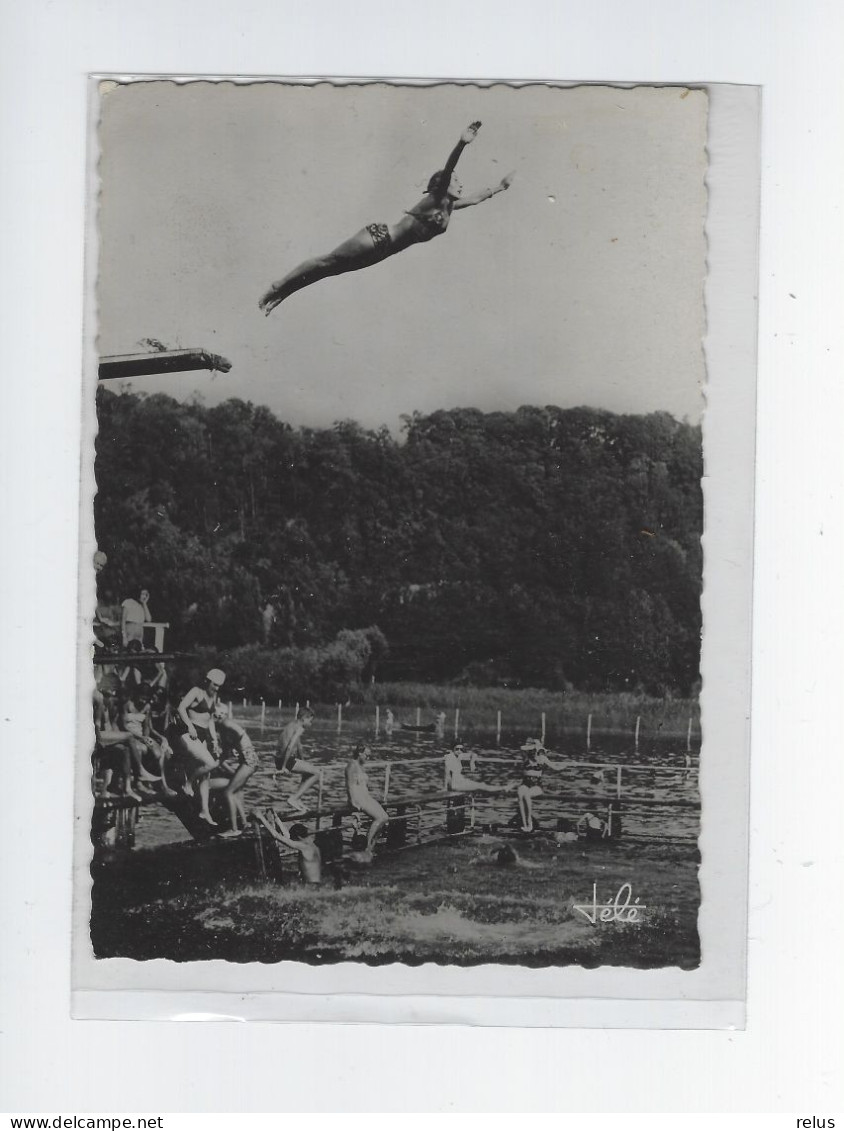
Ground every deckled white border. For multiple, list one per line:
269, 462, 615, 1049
70, 79, 758, 1026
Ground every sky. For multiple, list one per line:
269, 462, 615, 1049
96, 81, 708, 431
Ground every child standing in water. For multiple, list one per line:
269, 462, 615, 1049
255, 810, 322, 884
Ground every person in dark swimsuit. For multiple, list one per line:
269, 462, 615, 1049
259, 121, 514, 314
210, 704, 259, 836
176, 668, 226, 825
517, 738, 566, 833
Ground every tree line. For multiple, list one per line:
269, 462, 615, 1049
94, 388, 703, 696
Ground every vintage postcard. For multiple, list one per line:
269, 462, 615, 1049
73, 79, 758, 1024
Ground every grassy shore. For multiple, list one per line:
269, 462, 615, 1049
359, 683, 699, 737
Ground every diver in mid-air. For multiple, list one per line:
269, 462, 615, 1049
259, 121, 514, 315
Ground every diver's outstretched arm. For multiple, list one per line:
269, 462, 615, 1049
441, 121, 482, 179
453, 172, 515, 210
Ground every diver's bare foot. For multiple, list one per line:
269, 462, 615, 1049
287, 797, 307, 814
199, 812, 217, 826
259, 291, 284, 316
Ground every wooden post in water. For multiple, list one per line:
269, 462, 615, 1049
228, 701, 233, 720
616, 765, 623, 800
541, 712, 546, 745
454, 708, 460, 739
337, 703, 342, 732
496, 710, 502, 744
317, 770, 324, 814
686, 716, 693, 752
295, 701, 299, 718
587, 712, 592, 752
375, 704, 380, 735
383, 762, 391, 803
242, 696, 247, 709
260, 700, 266, 732
416, 706, 421, 728
635, 715, 641, 753
278, 699, 282, 711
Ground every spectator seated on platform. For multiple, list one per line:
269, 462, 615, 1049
516, 738, 567, 833
92, 696, 141, 802
122, 687, 174, 791
443, 743, 501, 793
345, 743, 388, 860
93, 599, 121, 650
95, 668, 123, 728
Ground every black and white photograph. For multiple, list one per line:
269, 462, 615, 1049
7, 0, 844, 1113
87, 80, 711, 974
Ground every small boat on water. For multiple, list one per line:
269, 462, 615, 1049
400, 722, 436, 733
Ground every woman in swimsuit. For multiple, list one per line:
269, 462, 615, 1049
209, 704, 259, 836
122, 687, 175, 792
516, 738, 566, 833
176, 668, 226, 825
259, 121, 513, 315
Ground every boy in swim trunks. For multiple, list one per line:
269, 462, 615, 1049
274, 707, 319, 813
254, 810, 322, 884
345, 743, 388, 859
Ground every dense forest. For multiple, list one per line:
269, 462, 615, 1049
94, 388, 703, 696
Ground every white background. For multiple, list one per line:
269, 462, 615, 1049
1, 0, 843, 1114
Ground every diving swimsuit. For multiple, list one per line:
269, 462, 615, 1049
183, 687, 216, 743
366, 222, 392, 252
404, 208, 450, 242
522, 755, 545, 787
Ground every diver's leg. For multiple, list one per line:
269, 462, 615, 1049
260, 228, 385, 312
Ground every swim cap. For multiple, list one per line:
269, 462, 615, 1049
206, 668, 226, 687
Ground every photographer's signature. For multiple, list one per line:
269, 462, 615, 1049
573, 882, 647, 924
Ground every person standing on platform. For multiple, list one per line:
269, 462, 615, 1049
121, 587, 151, 648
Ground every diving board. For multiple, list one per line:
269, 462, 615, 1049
99, 349, 232, 381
